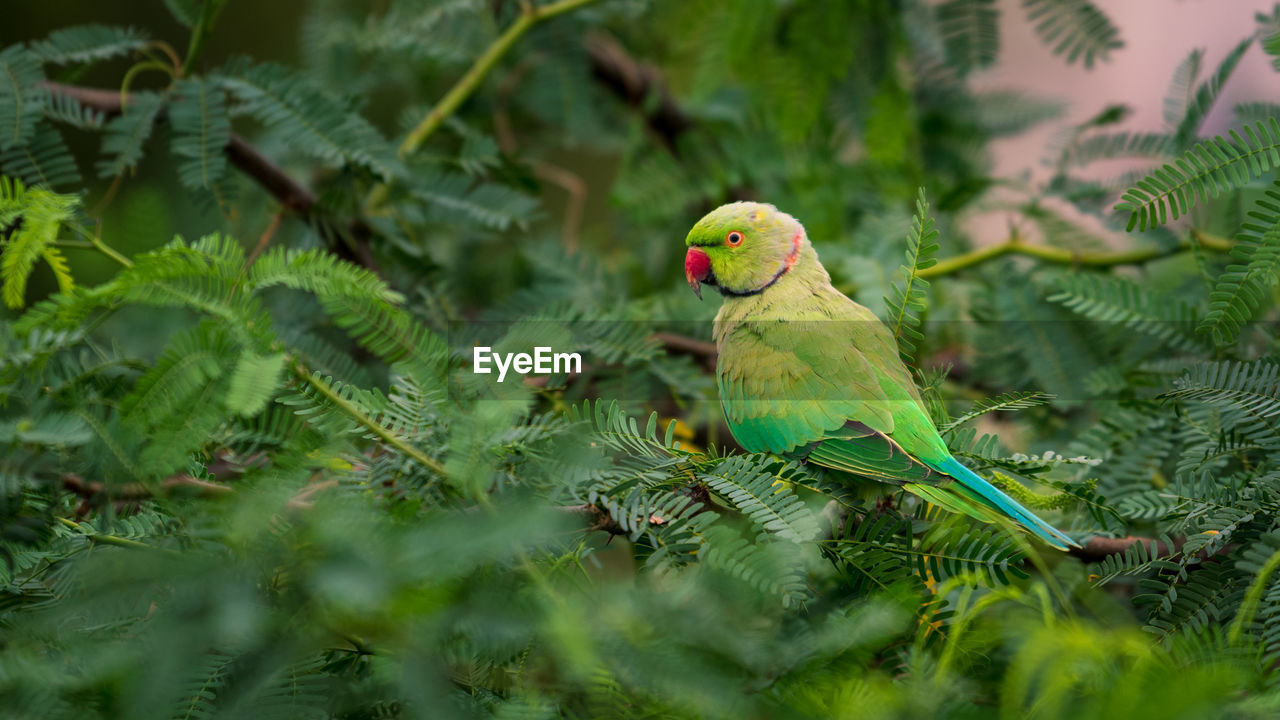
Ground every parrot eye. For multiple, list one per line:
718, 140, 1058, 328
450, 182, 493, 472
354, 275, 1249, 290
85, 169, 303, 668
725, 231, 744, 247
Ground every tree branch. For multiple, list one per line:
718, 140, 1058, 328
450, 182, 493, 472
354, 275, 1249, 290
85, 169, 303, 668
919, 230, 1234, 279
652, 331, 717, 369
584, 33, 692, 152
62, 472, 235, 501
40, 82, 378, 271
563, 499, 1167, 563
1068, 535, 1172, 561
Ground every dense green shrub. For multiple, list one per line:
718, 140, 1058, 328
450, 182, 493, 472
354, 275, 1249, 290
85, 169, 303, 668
5, 1, 1280, 717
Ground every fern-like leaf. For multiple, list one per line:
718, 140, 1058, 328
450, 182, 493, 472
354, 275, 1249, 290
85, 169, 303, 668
215, 58, 400, 179
225, 350, 286, 417
973, 91, 1064, 137
118, 322, 236, 431
31, 24, 150, 65
1167, 361, 1280, 427
571, 399, 684, 459
936, 0, 1000, 74
1115, 119, 1280, 231
1065, 132, 1173, 168
1, 123, 81, 190
406, 170, 539, 232
169, 78, 230, 195
884, 188, 940, 366
940, 391, 1054, 434
38, 88, 105, 129
0, 181, 78, 309
1199, 180, 1280, 344
1089, 535, 1177, 585
0, 173, 27, 227
1163, 49, 1203, 131
249, 248, 445, 365
701, 456, 821, 543
1173, 38, 1251, 148
1236, 102, 1280, 129
1021, 0, 1122, 68
1048, 273, 1206, 351
0, 47, 44, 152
917, 520, 1028, 586
96, 91, 165, 179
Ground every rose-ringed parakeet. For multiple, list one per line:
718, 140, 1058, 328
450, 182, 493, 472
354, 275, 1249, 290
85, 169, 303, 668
684, 202, 1078, 551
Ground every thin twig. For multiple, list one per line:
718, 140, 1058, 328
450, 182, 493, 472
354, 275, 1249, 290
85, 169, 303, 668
363, 0, 601, 217
492, 61, 587, 250
62, 473, 235, 501
56, 516, 176, 552
147, 41, 183, 70
399, 0, 602, 156
68, 222, 133, 268
245, 210, 283, 268
290, 360, 448, 477
181, 0, 227, 77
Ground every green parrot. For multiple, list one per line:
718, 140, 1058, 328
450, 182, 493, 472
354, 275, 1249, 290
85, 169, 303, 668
683, 202, 1078, 551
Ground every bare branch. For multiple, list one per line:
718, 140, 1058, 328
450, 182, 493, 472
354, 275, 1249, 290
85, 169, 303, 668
1068, 535, 1173, 561
62, 473, 235, 501
585, 33, 692, 152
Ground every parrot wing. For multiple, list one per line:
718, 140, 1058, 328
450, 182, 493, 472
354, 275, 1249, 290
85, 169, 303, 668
717, 311, 898, 454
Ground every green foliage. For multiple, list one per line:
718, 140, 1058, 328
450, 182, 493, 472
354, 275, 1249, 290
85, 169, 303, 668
96, 91, 165, 179
936, 0, 1000, 73
1021, 0, 1124, 68
215, 58, 400, 179
0, 178, 78, 308
1116, 119, 1280, 230
884, 188, 940, 366
30, 24, 150, 65
0, 47, 44, 152
1, 123, 80, 190
1047, 273, 1205, 351
1199, 180, 1280, 344
168, 78, 231, 196
1173, 37, 1252, 148
7, 1, 1280, 717
940, 391, 1055, 434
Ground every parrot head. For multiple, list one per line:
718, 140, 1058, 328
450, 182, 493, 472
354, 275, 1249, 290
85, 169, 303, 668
684, 202, 805, 299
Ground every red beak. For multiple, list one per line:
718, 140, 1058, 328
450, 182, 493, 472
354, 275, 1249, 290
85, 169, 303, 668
685, 247, 711, 300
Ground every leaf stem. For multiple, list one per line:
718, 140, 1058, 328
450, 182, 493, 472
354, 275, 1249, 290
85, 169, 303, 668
70, 223, 132, 267
146, 40, 184, 71
181, 0, 227, 77
1229, 543, 1280, 644
290, 361, 448, 477
364, 0, 600, 214
399, 0, 600, 156
119, 60, 174, 109
56, 516, 172, 552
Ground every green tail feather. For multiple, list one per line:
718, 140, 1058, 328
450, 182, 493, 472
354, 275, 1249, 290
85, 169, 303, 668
931, 457, 1078, 551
